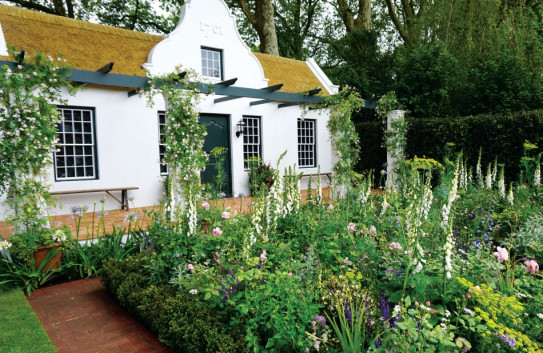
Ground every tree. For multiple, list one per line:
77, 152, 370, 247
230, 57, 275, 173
275, 0, 323, 59
0, 0, 183, 33
227, 0, 279, 55
391, 0, 543, 117
382, 0, 429, 47
331, 0, 371, 33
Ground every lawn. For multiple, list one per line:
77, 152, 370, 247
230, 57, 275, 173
0, 286, 56, 353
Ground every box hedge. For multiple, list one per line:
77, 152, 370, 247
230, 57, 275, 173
101, 256, 249, 353
354, 109, 543, 182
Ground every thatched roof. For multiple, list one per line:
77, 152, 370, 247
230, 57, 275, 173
0, 5, 329, 94
0, 5, 161, 76
253, 52, 329, 95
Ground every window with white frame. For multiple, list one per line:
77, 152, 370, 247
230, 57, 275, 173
54, 107, 97, 180
243, 116, 261, 170
201, 47, 222, 79
158, 111, 168, 175
297, 119, 316, 168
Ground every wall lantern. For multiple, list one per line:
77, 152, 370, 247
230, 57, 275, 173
236, 119, 246, 138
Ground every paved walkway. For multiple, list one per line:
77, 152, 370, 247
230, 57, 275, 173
27, 278, 172, 353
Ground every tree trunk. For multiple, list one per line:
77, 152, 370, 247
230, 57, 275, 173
336, 0, 371, 33
52, 0, 67, 16
255, 0, 279, 55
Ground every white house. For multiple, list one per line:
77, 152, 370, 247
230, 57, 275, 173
0, 0, 338, 218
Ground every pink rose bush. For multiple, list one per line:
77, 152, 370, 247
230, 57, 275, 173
221, 211, 230, 218
212, 227, 222, 236
493, 247, 509, 262
201, 201, 210, 210
525, 259, 539, 274
347, 223, 356, 232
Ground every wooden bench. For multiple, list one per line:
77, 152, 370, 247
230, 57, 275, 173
301, 172, 332, 185
284, 172, 333, 185
49, 187, 139, 210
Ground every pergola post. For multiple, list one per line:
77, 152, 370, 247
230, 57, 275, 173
386, 110, 406, 189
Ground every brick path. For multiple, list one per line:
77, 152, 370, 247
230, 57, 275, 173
27, 278, 172, 353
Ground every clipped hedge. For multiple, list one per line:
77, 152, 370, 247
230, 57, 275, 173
101, 255, 249, 353
354, 109, 543, 181
406, 110, 543, 179
353, 109, 386, 182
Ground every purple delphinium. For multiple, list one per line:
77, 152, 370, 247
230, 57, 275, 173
380, 292, 390, 322
218, 269, 240, 302
344, 299, 352, 324
374, 336, 381, 348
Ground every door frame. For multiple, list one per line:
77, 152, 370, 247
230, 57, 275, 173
199, 113, 233, 197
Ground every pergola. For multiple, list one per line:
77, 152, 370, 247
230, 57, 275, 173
1, 59, 375, 108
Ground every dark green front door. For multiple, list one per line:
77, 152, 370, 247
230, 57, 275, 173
199, 114, 232, 197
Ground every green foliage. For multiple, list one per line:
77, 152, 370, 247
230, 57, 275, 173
513, 213, 543, 264
236, 270, 321, 351
101, 255, 249, 353
0, 248, 64, 296
392, 0, 543, 118
8, 227, 71, 264
145, 66, 209, 235
320, 87, 365, 193
246, 157, 275, 197
404, 110, 543, 181
0, 47, 76, 231
325, 29, 395, 99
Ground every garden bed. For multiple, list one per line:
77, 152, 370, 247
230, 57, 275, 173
96, 168, 543, 352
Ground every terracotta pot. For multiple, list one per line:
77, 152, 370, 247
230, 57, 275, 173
33, 244, 62, 272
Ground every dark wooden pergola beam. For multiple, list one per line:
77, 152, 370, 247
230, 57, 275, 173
214, 83, 284, 104
216, 78, 237, 86
249, 99, 275, 106
0, 61, 325, 105
278, 102, 299, 109
97, 62, 114, 74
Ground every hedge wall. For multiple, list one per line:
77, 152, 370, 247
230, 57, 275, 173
354, 109, 543, 182
101, 255, 249, 353
353, 109, 386, 182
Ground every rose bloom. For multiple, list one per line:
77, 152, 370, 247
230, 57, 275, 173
221, 211, 230, 218
201, 201, 210, 210
389, 242, 402, 250
525, 259, 539, 275
347, 223, 356, 232
212, 227, 222, 236
188, 264, 194, 270
493, 247, 509, 262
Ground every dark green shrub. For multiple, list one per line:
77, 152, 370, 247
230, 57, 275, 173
354, 120, 385, 182
100, 254, 148, 295
356, 109, 543, 181
101, 255, 249, 353
405, 110, 543, 180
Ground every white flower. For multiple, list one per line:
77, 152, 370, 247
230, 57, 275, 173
0, 240, 12, 249
537, 313, 543, 319
52, 229, 67, 242
189, 289, 198, 295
